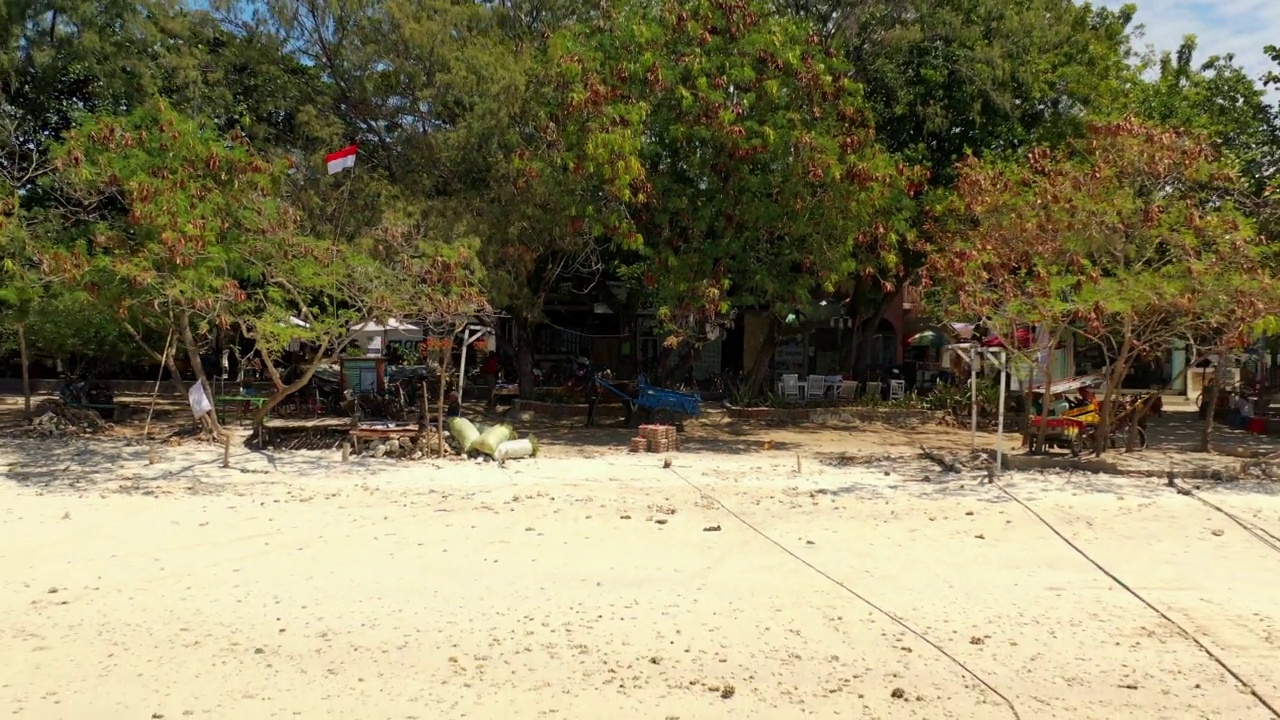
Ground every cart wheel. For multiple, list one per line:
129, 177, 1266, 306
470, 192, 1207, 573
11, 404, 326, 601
652, 407, 675, 426
1069, 433, 1083, 457
1134, 426, 1147, 451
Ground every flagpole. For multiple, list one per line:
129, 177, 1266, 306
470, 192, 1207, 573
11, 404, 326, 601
328, 143, 357, 251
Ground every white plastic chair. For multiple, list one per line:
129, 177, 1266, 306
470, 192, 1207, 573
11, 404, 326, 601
889, 379, 906, 401
781, 374, 801, 401
838, 381, 858, 402
864, 381, 882, 401
805, 376, 826, 401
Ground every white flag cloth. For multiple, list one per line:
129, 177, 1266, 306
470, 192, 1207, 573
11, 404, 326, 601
325, 144, 357, 175
188, 382, 213, 420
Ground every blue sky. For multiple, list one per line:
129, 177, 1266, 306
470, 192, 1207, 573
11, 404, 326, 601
1099, 0, 1277, 90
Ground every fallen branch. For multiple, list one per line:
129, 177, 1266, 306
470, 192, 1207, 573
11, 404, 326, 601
920, 445, 968, 474
920, 445, 994, 475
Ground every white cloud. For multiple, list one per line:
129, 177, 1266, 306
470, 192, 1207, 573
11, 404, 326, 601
1098, 0, 1278, 94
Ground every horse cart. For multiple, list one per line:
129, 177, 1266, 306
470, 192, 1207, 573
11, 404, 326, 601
595, 373, 702, 429
1027, 375, 1158, 455
1026, 376, 1102, 456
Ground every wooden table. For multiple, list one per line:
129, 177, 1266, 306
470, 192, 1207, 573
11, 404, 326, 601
216, 395, 267, 425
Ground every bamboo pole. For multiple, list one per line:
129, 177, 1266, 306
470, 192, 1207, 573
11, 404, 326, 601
143, 330, 174, 441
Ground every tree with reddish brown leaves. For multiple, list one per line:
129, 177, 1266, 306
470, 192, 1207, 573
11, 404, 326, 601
926, 118, 1280, 454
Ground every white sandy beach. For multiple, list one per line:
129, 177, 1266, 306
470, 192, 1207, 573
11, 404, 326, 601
2, 431, 1280, 720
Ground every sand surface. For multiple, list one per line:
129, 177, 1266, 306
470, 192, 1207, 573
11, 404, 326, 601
3, 428, 1280, 720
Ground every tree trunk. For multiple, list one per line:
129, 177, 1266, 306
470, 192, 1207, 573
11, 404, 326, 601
163, 349, 187, 399
1093, 342, 1133, 458
178, 311, 223, 437
657, 339, 699, 387
17, 322, 31, 418
744, 318, 780, 397
515, 315, 536, 401
1029, 325, 1065, 449
846, 288, 901, 377
842, 321, 868, 378
1020, 382, 1033, 447
1034, 358, 1053, 452
852, 328, 878, 378
123, 320, 191, 399
251, 343, 337, 427
1199, 371, 1221, 453
623, 301, 640, 380
1124, 394, 1153, 452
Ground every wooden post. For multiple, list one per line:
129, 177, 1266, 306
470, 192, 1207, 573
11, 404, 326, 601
419, 380, 429, 429
222, 433, 231, 468
17, 322, 31, 418
438, 346, 448, 458
341, 441, 350, 462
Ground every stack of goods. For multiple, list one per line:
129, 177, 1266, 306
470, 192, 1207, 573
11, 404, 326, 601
629, 423, 680, 453
445, 417, 539, 462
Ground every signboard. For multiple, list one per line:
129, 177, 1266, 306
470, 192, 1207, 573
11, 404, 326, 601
343, 358, 382, 394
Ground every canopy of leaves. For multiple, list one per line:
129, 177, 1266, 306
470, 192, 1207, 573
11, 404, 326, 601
1129, 37, 1280, 195
780, 0, 1138, 180
926, 118, 1280, 360
46, 100, 299, 330
531, 0, 922, 337
220, 0, 494, 323
45, 100, 486, 358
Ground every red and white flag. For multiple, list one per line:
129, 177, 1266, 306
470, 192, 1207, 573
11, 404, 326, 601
325, 144, 357, 175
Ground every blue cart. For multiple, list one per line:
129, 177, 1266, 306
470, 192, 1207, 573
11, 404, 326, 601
595, 373, 701, 429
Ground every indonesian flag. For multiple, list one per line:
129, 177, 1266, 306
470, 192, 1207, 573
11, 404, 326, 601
325, 144, 357, 175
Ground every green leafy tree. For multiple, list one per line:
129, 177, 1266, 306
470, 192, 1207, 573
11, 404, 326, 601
2, 1, 349, 394
45, 98, 485, 430
532, 0, 922, 393
781, 0, 1138, 373
229, 0, 591, 399
1130, 36, 1280, 195
0, 173, 36, 414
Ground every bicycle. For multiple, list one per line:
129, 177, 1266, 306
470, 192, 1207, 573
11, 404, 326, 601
1195, 382, 1241, 411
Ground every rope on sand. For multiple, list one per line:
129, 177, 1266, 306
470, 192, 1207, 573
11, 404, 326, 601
989, 476, 1280, 720
664, 465, 1022, 720
1165, 475, 1280, 557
